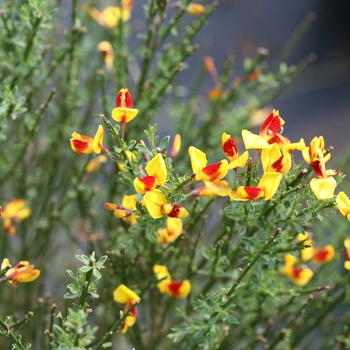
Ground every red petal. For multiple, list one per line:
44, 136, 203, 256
243, 187, 263, 200
222, 136, 238, 158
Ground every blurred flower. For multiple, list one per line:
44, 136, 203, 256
310, 149, 338, 200
134, 153, 167, 194
97, 41, 114, 69
156, 218, 183, 245
112, 88, 138, 124
185, 3, 205, 15
1, 199, 31, 235
153, 265, 191, 298
170, 134, 181, 158
86, 155, 107, 173
203, 56, 219, 83
222, 132, 249, 170
296, 232, 314, 262
242, 110, 284, 149
118, 150, 136, 173
344, 239, 350, 270
113, 284, 140, 333
70, 125, 105, 154
297, 232, 334, 264
83, 0, 134, 28
280, 253, 313, 287
336, 192, 350, 221
302, 136, 330, 164
0, 259, 40, 286
142, 189, 188, 219
229, 172, 282, 201
261, 143, 291, 175
205, 87, 222, 100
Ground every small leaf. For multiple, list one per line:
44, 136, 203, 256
75, 255, 90, 265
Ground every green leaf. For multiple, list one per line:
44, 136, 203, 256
75, 255, 90, 265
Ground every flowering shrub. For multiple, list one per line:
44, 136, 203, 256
1, 1, 350, 350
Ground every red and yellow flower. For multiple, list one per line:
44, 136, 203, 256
280, 253, 314, 287
0, 259, 40, 286
261, 143, 291, 175
1, 199, 31, 235
189, 146, 228, 182
105, 194, 138, 225
134, 153, 167, 194
242, 110, 284, 149
229, 172, 282, 201
70, 125, 105, 154
142, 190, 188, 219
113, 284, 140, 333
297, 233, 334, 263
221, 132, 249, 170
112, 88, 138, 124
344, 239, 350, 270
156, 218, 183, 245
302, 136, 330, 164
153, 265, 191, 298
310, 149, 338, 200
97, 41, 114, 70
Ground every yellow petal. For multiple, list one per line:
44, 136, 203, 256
227, 151, 249, 170
241, 130, 270, 149
336, 192, 350, 219
204, 180, 231, 196
113, 284, 140, 304
111, 107, 139, 123
145, 153, 167, 186
188, 146, 207, 173
142, 190, 167, 219
92, 125, 104, 154
258, 172, 282, 200
310, 177, 337, 200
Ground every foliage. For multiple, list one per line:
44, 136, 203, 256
1, 1, 350, 350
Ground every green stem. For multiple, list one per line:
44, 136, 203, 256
0, 316, 26, 350
93, 300, 140, 350
225, 228, 282, 300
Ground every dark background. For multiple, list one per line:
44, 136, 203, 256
133, 0, 350, 158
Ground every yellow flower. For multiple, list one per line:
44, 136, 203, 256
153, 265, 191, 298
185, 3, 205, 15
112, 88, 138, 124
86, 155, 107, 173
170, 134, 181, 158
221, 132, 249, 170
83, 0, 134, 28
70, 125, 105, 154
97, 41, 114, 69
156, 218, 183, 245
1, 200, 31, 235
336, 192, 350, 221
310, 149, 338, 200
261, 143, 291, 175
302, 136, 330, 164
133, 153, 167, 194
280, 254, 313, 287
229, 172, 282, 201
142, 190, 188, 219
1, 259, 40, 286
113, 284, 140, 333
